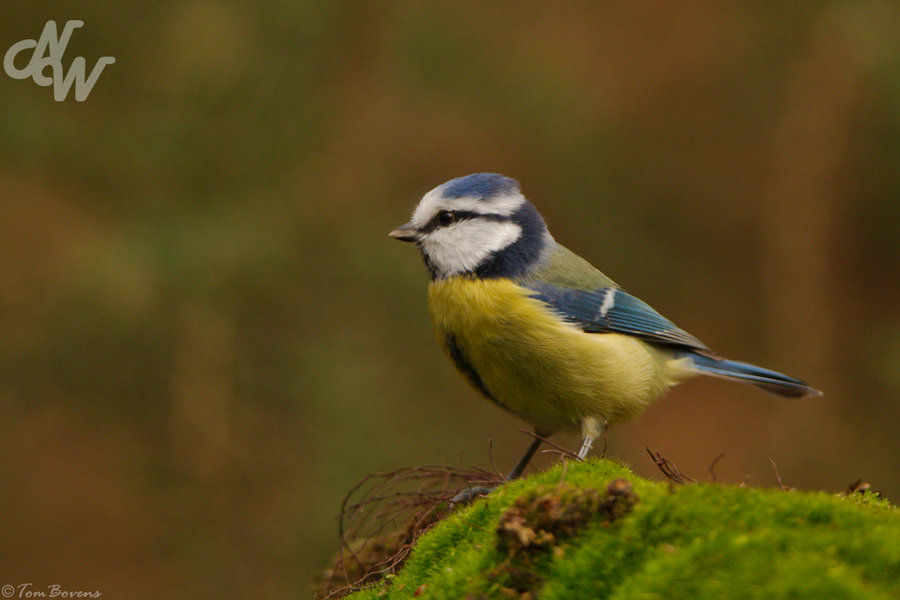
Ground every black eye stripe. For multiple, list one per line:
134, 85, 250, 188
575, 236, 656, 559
421, 210, 512, 233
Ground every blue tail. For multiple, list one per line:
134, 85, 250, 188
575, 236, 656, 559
689, 354, 821, 398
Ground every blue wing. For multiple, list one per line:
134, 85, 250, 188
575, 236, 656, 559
524, 281, 711, 352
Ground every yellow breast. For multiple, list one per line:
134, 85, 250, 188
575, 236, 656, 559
428, 277, 690, 433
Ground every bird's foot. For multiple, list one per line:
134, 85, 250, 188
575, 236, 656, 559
450, 485, 496, 505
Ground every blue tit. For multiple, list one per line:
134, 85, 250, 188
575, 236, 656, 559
390, 173, 821, 480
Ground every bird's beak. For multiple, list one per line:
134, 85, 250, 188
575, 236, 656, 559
389, 222, 419, 243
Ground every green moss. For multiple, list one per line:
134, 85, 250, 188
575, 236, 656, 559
345, 459, 899, 600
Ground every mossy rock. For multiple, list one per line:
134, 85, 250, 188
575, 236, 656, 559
345, 459, 899, 599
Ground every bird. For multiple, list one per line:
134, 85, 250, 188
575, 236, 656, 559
389, 173, 821, 483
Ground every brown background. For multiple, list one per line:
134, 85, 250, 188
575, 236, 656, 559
0, 2, 898, 598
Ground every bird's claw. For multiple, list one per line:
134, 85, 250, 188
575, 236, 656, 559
450, 485, 496, 505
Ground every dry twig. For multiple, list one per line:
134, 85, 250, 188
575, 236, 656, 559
646, 448, 696, 484
708, 452, 726, 482
768, 457, 791, 491
317, 464, 501, 599
520, 430, 578, 464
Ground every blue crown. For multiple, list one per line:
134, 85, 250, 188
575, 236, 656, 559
440, 173, 520, 200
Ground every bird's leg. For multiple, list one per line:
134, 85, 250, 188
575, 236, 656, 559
451, 432, 545, 505
577, 437, 593, 460
507, 435, 544, 480
577, 417, 605, 460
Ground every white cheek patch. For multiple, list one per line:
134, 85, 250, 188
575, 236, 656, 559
411, 189, 526, 229
423, 220, 522, 278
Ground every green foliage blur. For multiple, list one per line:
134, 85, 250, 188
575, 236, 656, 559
0, 2, 898, 598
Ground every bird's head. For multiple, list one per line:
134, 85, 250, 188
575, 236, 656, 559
390, 173, 552, 280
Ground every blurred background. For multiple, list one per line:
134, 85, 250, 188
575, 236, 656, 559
1, 2, 899, 598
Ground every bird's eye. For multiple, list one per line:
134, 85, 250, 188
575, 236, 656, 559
437, 210, 455, 227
